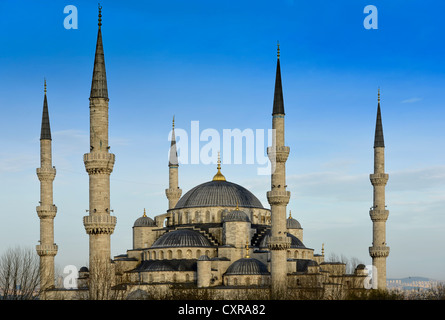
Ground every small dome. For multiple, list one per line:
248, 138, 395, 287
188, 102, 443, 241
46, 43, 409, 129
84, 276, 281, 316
134, 209, 155, 227
225, 258, 269, 275
224, 208, 250, 222
151, 229, 212, 248
79, 266, 89, 273
198, 255, 211, 261
287, 212, 301, 229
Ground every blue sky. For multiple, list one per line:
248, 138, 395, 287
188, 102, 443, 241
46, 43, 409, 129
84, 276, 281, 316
0, 0, 444, 281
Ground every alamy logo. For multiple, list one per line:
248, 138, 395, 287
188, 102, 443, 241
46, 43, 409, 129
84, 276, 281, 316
168, 121, 277, 176
63, 5, 78, 29
363, 5, 378, 30
63, 265, 78, 289
363, 265, 378, 289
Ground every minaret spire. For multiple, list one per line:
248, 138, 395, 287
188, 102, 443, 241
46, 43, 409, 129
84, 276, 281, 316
90, 3, 108, 99
166, 116, 182, 211
272, 41, 285, 116
374, 88, 385, 148
36, 79, 58, 291
369, 88, 390, 289
40, 79, 51, 140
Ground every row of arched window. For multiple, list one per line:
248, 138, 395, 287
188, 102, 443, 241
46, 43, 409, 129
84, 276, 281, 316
144, 248, 215, 260
166, 209, 271, 226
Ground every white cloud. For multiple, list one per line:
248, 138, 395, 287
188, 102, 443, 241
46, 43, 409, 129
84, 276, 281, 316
401, 97, 422, 104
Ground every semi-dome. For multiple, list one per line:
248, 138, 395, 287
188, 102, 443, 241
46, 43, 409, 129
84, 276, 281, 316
225, 258, 269, 275
174, 180, 264, 210
133, 209, 155, 227
259, 231, 306, 249
224, 208, 251, 222
151, 229, 213, 248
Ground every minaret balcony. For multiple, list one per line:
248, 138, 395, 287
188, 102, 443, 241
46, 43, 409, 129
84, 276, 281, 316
84, 152, 115, 174
369, 209, 389, 222
165, 188, 182, 199
83, 215, 117, 235
268, 236, 291, 250
370, 173, 389, 186
267, 190, 290, 205
36, 244, 58, 257
36, 167, 56, 181
36, 204, 57, 219
267, 146, 290, 163
369, 245, 390, 258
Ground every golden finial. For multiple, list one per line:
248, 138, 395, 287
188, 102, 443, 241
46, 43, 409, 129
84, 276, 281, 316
245, 239, 250, 258
98, 3, 102, 27
212, 151, 226, 181
44, 78, 47, 94
289, 210, 292, 219
277, 40, 280, 59
143, 208, 147, 217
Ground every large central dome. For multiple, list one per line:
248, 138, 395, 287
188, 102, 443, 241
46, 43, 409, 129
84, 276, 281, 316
174, 180, 264, 209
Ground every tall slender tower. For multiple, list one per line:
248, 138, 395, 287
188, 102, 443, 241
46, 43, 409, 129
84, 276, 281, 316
165, 116, 182, 210
267, 42, 291, 292
36, 79, 58, 290
83, 5, 116, 282
369, 89, 390, 289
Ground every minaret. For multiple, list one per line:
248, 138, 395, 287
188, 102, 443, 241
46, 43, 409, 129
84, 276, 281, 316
266, 42, 291, 293
83, 5, 116, 286
36, 79, 58, 290
369, 89, 390, 289
165, 116, 182, 210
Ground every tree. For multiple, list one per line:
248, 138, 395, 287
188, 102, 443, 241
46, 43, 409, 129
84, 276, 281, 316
0, 246, 40, 300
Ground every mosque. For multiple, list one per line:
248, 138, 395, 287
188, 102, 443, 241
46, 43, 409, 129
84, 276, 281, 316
35, 7, 389, 300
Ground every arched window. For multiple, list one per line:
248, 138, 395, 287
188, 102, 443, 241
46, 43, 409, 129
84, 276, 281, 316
152, 251, 157, 260
177, 250, 182, 259
167, 250, 173, 259
186, 249, 192, 259
160, 251, 164, 259
196, 250, 202, 259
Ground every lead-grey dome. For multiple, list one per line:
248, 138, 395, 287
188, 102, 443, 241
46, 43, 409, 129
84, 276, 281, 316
224, 209, 250, 222
225, 258, 269, 275
151, 229, 212, 248
174, 180, 264, 209
287, 217, 301, 229
134, 216, 155, 227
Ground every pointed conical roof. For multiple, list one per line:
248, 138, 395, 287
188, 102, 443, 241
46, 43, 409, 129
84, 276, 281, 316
40, 80, 51, 140
272, 42, 285, 115
374, 90, 385, 148
169, 117, 179, 166
90, 6, 108, 99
